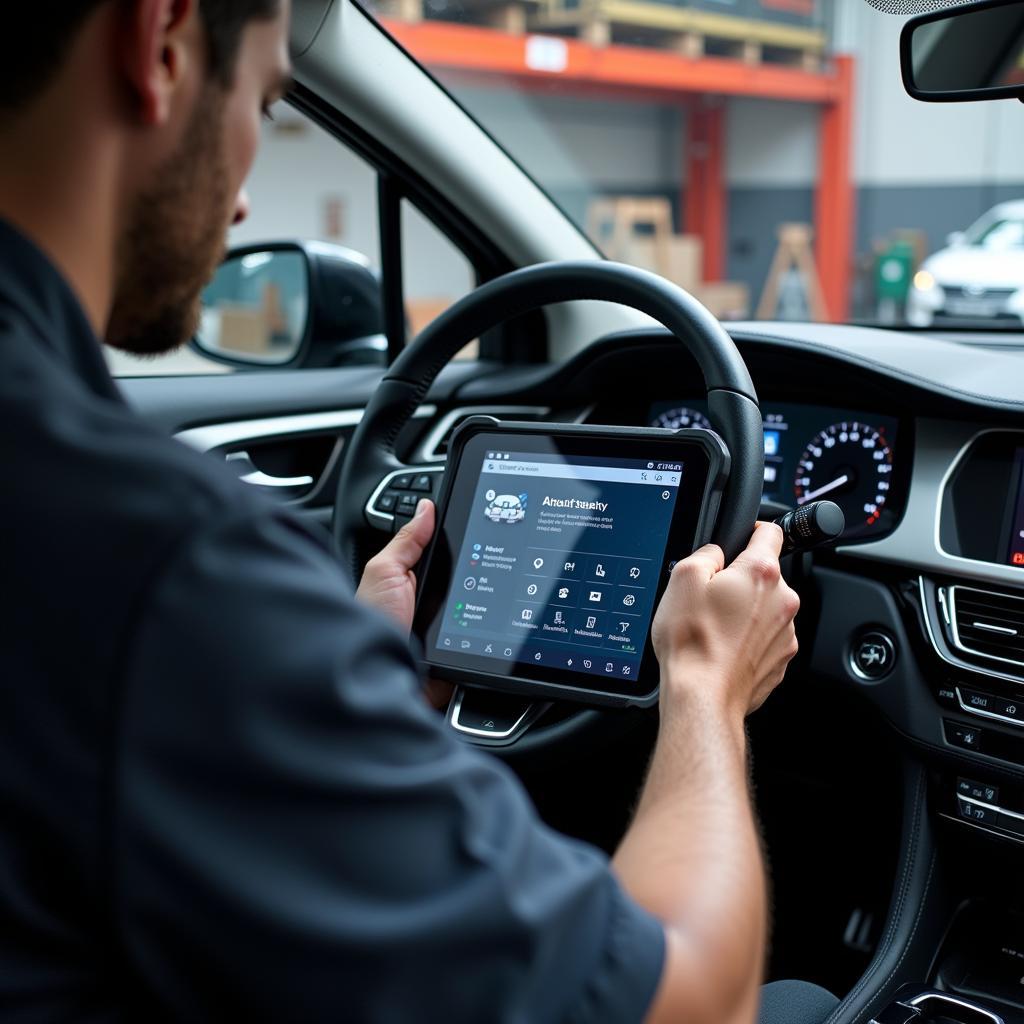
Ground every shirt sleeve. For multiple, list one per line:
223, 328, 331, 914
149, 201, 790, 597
112, 509, 665, 1023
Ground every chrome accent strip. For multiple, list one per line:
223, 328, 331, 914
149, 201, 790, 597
176, 405, 436, 453
919, 577, 1024, 686
939, 811, 1024, 845
955, 687, 1024, 729
415, 405, 550, 462
960, 793, 1024, 821
906, 990, 1004, 1023
365, 465, 445, 527
973, 621, 1018, 635
949, 585, 1024, 669
449, 689, 534, 740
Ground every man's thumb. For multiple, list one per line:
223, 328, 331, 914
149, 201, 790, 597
391, 499, 435, 567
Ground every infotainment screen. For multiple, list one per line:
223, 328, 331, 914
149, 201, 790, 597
1007, 447, 1024, 567
413, 420, 728, 706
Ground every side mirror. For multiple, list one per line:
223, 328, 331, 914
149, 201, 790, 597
193, 241, 386, 370
902, 0, 1024, 102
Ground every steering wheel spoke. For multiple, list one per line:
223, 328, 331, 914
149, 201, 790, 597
366, 464, 446, 534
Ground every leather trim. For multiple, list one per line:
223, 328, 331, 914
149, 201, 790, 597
825, 761, 943, 1024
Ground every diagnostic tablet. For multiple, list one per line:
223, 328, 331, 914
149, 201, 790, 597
413, 418, 729, 707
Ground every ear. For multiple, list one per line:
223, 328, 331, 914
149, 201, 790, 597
117, 0, 200, 125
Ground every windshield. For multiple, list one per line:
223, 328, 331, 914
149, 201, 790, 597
370, 0, 1024, 330
966, 215, 1024, 250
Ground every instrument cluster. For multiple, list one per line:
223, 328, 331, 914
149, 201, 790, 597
648, 400, 902, 542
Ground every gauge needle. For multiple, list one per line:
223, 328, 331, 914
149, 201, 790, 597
798, 474, 850, 504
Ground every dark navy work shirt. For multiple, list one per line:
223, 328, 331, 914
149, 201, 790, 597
0, 220, 665, 1022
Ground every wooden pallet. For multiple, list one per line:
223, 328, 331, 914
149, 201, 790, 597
375, 0, 540, 32
528, 1, 826, 68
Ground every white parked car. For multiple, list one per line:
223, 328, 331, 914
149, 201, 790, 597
907, 200, 1024, 326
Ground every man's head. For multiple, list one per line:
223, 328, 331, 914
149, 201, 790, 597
0, 1, 292, 355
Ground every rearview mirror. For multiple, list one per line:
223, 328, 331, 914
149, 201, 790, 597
902, 0, 1024, 102
193, 241, 386, 370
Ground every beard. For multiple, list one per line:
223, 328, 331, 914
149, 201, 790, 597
105, 90, 231, 357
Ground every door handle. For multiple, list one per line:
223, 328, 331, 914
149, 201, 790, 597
225, 451, 314, 490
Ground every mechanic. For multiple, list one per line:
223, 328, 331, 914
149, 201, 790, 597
0, 2, 831, 1022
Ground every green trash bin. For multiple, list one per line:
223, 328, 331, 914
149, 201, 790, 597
875, 239, 915, 323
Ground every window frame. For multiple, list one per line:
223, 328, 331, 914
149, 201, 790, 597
288, 83, 548, 365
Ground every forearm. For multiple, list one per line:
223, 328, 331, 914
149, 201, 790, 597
612, 688, 767, 1024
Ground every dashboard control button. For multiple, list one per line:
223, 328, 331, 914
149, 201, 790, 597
957, 778, 999, 803
945, 720, 984, 751
850, 632, 895, 680
955, 686, 1024, 727
960, 688, 997, 713
992, 695, 1024, 721
935, 686, 958, 707
958, 797, 998, 825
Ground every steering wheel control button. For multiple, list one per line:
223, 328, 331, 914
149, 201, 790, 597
392, 473, 413, 490
850, 631, 896, 680
944, 719, 984, 752
957, 778, 999, 803
411, 474, 434, 493
376, 492, 399, 513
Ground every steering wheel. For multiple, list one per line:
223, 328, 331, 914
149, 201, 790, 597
334, 261, 763, 745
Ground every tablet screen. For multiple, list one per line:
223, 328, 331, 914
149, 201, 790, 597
416, 427, 721, 702
435, 447, 680, 682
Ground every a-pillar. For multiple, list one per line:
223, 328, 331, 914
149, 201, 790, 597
815, 55, 856, 322
684, 100, 727, 283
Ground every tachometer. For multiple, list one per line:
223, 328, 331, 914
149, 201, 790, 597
651, 406, 712, 431
794, 422, 894, 529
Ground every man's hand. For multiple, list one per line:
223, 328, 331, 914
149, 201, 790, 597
355, 500, 452, 710
651, 521, 799, 721
356, 499, 435, 633
619, 523, 801, 1024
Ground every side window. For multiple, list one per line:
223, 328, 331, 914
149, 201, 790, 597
107, 105, 478, 376
402, 199, 476, 356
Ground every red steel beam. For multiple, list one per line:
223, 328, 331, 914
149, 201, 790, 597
384, 20, 843, 104
815, 54, 855, 322
685, 103, 727, 282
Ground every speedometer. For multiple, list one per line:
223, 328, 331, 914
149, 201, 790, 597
794, 422, 894, 530
651, 406, 712, 431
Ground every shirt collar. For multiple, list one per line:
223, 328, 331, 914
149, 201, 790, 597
0, 218, 122, 403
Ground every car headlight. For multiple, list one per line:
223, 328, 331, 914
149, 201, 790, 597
913, 269, 937, 291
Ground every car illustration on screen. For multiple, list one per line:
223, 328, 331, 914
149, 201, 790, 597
485, 493, 527, 523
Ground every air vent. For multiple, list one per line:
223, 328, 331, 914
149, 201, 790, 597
949, 586, 1024, 669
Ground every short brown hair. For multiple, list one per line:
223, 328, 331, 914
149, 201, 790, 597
0, 1, 281, 110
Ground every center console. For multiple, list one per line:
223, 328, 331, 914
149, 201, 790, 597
806, 431, 1024, 1023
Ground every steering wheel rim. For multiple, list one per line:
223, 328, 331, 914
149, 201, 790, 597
334, 260, 763, 582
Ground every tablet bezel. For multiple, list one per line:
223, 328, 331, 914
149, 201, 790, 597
412, 418, 730, 707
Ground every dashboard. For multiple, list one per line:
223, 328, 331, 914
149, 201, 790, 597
647, 401, 902, 542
